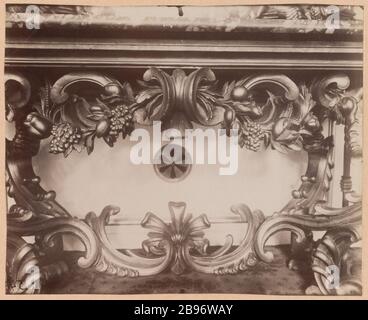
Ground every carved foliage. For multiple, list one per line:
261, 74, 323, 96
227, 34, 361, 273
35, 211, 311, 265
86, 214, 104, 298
135, 68, 328, 153
41, 73, 137, 156
141, 201, 211, 275
84, 202, 264, 277
6, 69, 362, 158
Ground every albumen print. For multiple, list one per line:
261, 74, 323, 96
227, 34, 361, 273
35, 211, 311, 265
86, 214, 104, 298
4, 3, 363, 296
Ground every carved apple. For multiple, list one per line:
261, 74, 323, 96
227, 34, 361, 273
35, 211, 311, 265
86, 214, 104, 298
23, 112, 52, 139
231, 86, 248, 101
104, 83, 121, 96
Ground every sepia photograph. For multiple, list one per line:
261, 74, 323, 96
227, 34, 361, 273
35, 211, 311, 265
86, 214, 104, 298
3, 1, 364, 299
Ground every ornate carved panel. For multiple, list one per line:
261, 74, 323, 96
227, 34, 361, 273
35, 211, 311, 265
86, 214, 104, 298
4, 4, 363, 296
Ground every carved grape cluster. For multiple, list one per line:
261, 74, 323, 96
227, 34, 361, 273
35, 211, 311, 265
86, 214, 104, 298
108, 105, 134, 139
239, 122, 265, 152
49, 122, 82, 154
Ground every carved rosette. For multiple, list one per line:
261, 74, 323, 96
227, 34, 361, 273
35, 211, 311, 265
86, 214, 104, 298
5, 69, 362, 295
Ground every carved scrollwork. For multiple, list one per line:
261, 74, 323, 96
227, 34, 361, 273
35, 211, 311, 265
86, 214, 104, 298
6, 201, 264, 282
306, 193, 362, 295
8, 213, 100, 270
135, 68, 328, 153
255, 198, 361, 261
84, 206, 172, 277
5, 72, 31, 121
134, 68, 224, 129
140, 202, 264, 275
313, 74, 363, 156
5, 72, 69, 218
6, 157, 69, 218
254, 193, 362, 294
6, 232, 69, 294
141, 201, 211, 275
307, 227, 362, 295
280, 142, 334, 216
78, 202, 263, 277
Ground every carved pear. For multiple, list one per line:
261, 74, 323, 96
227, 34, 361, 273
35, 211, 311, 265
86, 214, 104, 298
95, 118, 110, 138
231, 86, 248, 101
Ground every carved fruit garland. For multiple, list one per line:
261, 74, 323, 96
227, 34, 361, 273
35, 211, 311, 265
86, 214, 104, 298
134, 69, 327, 153
219, 79, 320, 153
30, 69, 349, 157
36, 75, 137, 157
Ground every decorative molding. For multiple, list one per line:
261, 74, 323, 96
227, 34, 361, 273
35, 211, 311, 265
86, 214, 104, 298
5, 57, 363, 70
5, 5, 363, 73
5, 69, 362, 295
